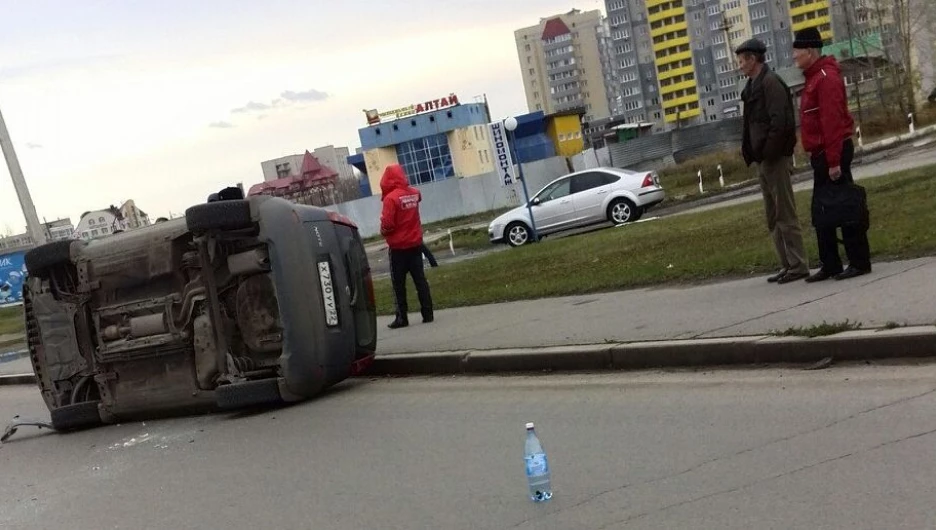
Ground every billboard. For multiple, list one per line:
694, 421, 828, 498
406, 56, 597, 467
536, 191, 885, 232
0, 251, 26, 308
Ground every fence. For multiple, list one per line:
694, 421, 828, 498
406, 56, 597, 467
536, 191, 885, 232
607, 118, 743, 170
325, 157, 570, 239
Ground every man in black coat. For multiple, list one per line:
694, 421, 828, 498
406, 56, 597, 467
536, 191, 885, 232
738, 38, 810, 284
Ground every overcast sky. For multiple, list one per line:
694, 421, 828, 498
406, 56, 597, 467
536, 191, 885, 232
0, 0, 603, 233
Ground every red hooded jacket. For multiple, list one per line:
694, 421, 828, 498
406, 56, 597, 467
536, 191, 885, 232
799, 55, 855, 169
379, 164, 423, 250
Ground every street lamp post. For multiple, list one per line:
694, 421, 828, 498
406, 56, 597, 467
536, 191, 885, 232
0, 103, 47, 246
503, 116, 539, 243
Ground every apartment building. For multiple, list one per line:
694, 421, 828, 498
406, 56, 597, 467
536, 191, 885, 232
604, 0, 666, 129
515, 9, 612, 123
601, 0, 799, 130
692, 0, 797, 122
828, 0, 936, 104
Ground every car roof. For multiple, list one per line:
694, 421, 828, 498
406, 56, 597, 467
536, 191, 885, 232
536, 166, 643, 191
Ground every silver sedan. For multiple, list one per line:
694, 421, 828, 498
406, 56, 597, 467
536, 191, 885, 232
489, 167, 665, 247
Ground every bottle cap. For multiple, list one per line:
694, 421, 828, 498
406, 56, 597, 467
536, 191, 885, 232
525, 422, 535, 430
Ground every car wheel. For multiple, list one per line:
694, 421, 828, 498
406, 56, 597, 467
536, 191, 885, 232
185, 200, 253, 234
505, 222, 531, 247
24, 240, 79, 279
608, 199, 638, 225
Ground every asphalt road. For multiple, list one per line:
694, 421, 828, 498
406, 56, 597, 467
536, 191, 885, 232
4, 362, 936, 529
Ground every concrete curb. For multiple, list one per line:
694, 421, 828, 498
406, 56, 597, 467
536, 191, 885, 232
366, 326, 936, 376
0, 374, 36, 386
3, 327, 934, 386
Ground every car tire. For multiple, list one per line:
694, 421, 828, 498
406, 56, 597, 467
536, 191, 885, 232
608, 199, 638, 225
50, 401, 102, 431
24, 240, 77, 278
505, 222, 531, 247
185, 200, 253, 234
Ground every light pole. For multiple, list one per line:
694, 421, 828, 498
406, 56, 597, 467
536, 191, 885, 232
0, 103, 47, 246
503, 116, 539, 243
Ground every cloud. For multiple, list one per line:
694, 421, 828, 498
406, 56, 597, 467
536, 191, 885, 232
209, 121, 234, 129
229, 88, 328, 115
231, 101, 271, 114
280, 89, 329, 102
26, 142, 43, 149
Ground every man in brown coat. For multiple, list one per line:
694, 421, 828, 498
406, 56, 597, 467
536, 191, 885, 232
737, 38, 810, 284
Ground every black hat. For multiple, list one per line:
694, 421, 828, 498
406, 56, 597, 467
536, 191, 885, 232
793, 27, 824, 49
735, 38, 767, 55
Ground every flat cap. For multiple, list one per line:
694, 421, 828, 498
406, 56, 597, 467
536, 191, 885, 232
735, 38, 767, 55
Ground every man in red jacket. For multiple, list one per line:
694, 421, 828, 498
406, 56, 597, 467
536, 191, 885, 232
380, 164, 433, 328
793, 27, 871, 282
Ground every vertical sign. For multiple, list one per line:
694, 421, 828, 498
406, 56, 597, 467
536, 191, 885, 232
0, 251, 26, 307
488, 121, 517, 187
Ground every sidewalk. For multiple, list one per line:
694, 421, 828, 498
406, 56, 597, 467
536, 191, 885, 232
3, 259, 934, 381
377, 257, 936, 354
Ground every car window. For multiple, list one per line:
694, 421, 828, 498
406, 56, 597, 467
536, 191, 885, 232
600, 172, 621, 185
570, 172, 608, 194
538, 178, 572, 202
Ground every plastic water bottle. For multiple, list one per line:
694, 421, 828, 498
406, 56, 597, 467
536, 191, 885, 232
524, 422, 553, 502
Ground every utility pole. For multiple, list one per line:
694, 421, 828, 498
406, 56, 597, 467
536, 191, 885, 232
0, 103, 47, 246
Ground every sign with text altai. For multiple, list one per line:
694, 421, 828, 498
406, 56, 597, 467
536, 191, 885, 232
488, 121, 517, 187
364, 94, 460, 125
0, 251, 26, 308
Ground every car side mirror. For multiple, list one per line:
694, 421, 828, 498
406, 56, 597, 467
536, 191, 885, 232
531, 198, 541, 206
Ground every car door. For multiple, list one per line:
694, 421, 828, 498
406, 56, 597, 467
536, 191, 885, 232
531, 177, 576, 232
570, 171, 617, 224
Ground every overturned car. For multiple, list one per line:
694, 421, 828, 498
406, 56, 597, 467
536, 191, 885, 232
22, 191, 377, 431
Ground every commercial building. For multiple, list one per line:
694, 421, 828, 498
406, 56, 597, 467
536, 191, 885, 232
356, 94, 494, 195
75, 200, 150, 240
0, 218, 75, 252
249, 150, 341, 206
262, 146, 355, 183
545, 109, 587, 156
312, 145, 355, 181
515, 9, 613, 124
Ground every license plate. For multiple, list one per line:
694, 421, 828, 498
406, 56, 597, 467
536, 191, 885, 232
317, 261, 339, 327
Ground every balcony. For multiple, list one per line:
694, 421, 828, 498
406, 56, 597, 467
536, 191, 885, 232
657, 64, 695, 82
651, 21, 688, 39
662, 93, 701, 110
655, 49, 693, 67
664, 106, 702, 122
660, 78, 698, 96
648, 6, 686, 24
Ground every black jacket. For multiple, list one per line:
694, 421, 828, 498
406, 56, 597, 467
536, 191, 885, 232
741, 65, 796, 165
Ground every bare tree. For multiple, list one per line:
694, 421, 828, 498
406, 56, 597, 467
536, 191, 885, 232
866, 0, 934, 116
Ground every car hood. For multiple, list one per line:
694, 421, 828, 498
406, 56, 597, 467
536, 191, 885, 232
490, 205, 530, 227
